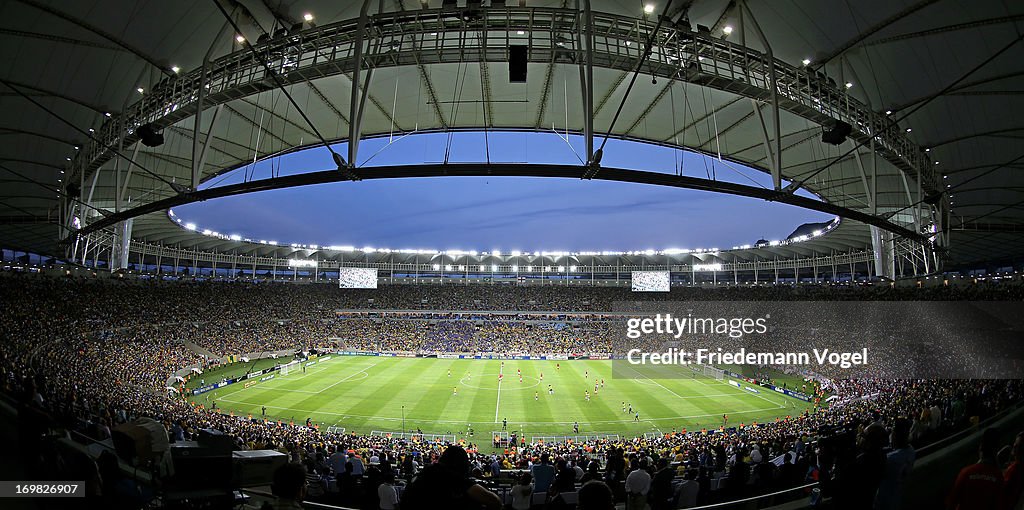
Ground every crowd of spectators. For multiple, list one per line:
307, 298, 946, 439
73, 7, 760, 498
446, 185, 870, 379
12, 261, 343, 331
1, 272, 1023, 508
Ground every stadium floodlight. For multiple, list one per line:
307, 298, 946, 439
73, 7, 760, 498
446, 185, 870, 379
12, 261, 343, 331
492, 250, 501, 256
845, 82, 853, 89
570, 265, 577, 272
510, 250, 521, 257
526, 265, 533, 272
812, 230, 822, 237
137, 87, 144, 94
516, 30, 525, 35
512, 265, 519, 272
236, 34, 245, 43
769, 240, 781, 246
723, 25, 733, 35
288, 259, 318, 268
491, 264, 498, 271
801, 58, 811, 66
643, 4, 655, 14
185, 222, 197, 231
229, 234, 242, 241
303, 13, 313, 21
171, 65, 180, 73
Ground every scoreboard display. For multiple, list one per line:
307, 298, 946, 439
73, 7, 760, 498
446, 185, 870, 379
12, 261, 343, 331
338, 268, 378, 289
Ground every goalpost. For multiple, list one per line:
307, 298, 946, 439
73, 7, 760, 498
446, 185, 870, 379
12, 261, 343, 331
703, 365, 725, 380
280, 361, 300, 376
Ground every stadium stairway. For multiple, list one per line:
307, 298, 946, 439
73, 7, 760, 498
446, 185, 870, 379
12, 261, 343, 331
183, 340, 220, 361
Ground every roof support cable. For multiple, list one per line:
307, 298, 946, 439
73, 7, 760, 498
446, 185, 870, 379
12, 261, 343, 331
586, 0, 674, 179
0, 79, 176, 191
209, 0, 358, 180
787, 32, 1024, 193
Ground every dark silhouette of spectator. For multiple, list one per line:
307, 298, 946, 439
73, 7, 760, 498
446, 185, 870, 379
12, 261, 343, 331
876, 418, 915, 510
947, 427, 1004, 510
578, 480, 615, 510
268, 462, 308, 510
401, 445, 501, 510
649, 457, 676, 510
1002, 432, 1024, 510
532, 452, 556, 493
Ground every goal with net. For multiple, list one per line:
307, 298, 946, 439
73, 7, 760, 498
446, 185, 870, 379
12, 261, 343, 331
280, 361, 300, 376
703, 365, 725, 380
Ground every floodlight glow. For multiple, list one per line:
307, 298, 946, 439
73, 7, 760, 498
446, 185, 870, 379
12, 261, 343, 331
845, 82, 853, 89
288, 259, 318, 268
723, 25, 733, 35
303, 13, 313, 21
526, 265, 533, 272
512, 265, 519, 272
185, 222, 197, 231
104, 112, 111, 117
229, 234, 242, 241
693, 263, 722, 271
510, 250, 522, 257
236, 35, 245, 43
570, 265, 577, 272
801, 58, 811, 66
491, 264, 498, 271
643, 4, 655, 14
885, 110, 892, 115
812, 230, 822, 237
906, 128, 912, 132
769, 240, 781, 246
516, 30, 525, 35
925, 148, 930, 152
171, 66, 180, 73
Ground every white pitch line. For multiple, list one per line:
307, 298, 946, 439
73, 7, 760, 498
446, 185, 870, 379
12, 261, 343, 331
494, 363, 503, 423
618, 363, 685, 400
318, 361, 379, 393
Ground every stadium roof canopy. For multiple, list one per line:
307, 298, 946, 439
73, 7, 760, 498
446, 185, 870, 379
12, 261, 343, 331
1, 0, 1022, 274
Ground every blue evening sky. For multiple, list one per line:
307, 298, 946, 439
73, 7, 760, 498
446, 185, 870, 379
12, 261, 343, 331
173, 132, 830, 252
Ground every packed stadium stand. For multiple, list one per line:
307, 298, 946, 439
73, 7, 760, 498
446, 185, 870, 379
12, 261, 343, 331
3, 0, 1024, 509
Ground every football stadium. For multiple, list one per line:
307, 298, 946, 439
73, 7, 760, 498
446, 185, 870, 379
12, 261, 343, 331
1, 1, 1024, 510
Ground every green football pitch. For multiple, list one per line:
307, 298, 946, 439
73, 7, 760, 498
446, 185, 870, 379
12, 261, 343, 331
189, 357, 813, 440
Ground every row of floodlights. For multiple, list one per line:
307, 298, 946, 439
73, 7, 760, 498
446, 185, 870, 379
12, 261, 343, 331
169, 210, 840, 256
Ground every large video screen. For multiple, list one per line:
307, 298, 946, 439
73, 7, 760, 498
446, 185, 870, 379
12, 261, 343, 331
339, 268, 378, 289
631, 271, 670, 292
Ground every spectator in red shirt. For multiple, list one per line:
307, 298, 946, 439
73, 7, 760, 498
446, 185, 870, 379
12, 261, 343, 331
947, 427, 1004, 510
1003, 432, 1024, 510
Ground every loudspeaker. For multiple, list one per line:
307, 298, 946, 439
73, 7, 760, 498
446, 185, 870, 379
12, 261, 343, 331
135, 123, 164, 147
821, 120, 852, 146
509, 45, 527, 83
